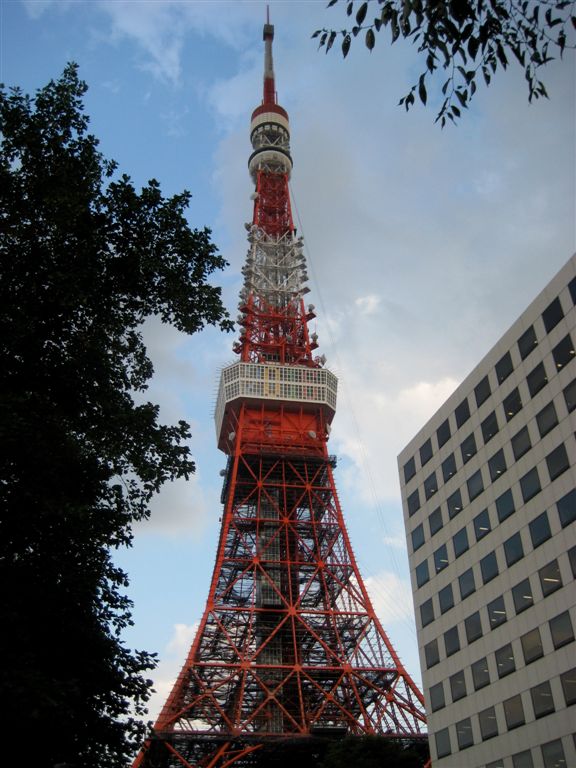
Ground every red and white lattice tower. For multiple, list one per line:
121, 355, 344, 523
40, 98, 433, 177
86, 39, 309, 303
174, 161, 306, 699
133, 18, 426, 768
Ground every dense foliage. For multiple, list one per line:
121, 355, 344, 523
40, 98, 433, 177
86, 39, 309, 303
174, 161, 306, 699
0, 65, 231, 767
314, 0, 576, 124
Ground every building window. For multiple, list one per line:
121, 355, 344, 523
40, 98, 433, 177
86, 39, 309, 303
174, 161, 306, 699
479, 705, 498, 740
503, 387, 522, 421
429, 681, 445, 712
420, 598, 434, 627
518, 325, 538, 360
563, 377, 576, 412
529, 511, 551, 548
442, 452, 457, 482
512, 751, 535, 768
557, 488, 576, 527
459, 567, 476, 599
503, 694, 525, 730
496, 489, 515, 522
541, 740, 567, 768
521, 627, 543, 664
495, 642, 515, 678
511, 425, 532, 460
428, 506, 443, 536
403, 456, 416, 483
546, 442, 570, 480
527, 361, 548, 397
455, 717, 474, 750
512, 578, 534, 614
447, 489, 463, 519
487, 595, 507, 628
520, 467, 541, 503
434, 544, 449, 573
449, 669, 466, 701
455, 397, 470, 427
444, 625, 460, 657
435, 728, 451, 759
407, 488, 420, 516
560, 667, 576, 706
531, 680, 555, 719
496, 351, 513, 384
488, 448, 507, 481
419, 437, 433, 466
552, 333, 575, 370
465, 611, 483, 643
460, 432, 477, 464
424, 638, 439, 668
438, 584, 454, 614
536, 401, 558, 437
569, 545, 576, 578
480, 551, 499, 584
504, 532, 524, 566
542, 296, 564, 332
471, 656, 490, 689
475, 375, 492, 407
437, 418, 451, 448
549, 611, 575, 649
411, 523, 425, 552
424, 470, 438, 500
415, 559, 429, 588
570, 275, 576, 303
539, 559, 563, 597
467, 469, 484, 501
481, 410, 499, 444
452, 526, 469, 558
473, 508, 491, 540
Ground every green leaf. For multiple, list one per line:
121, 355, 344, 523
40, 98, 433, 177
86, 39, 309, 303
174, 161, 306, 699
356, 1, 368, 25
347, 1, 354, 16
418, 74, 427, 104
326, 30, 337, 51
391, 12, 400, 42
327, 0, 338, 6
342, 34, 352, 57
365, 28, 376, 50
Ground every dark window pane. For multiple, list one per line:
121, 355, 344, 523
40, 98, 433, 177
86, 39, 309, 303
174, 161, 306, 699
424, 638, 439, 668
475, 375, 491, 407
529, 511, 551, 548
444, 625, 460, 657
473, 508, 491, 540
542, 296, 564, 332
424, 470, 438, 500
428, 507, 443, 536
403, 456, 416, 483
512, 751, 534, 768
437, 418, 451, 448
481, 410, 499, 444
487, 595, 507, 628
435, 728, 451, 759
479, 705, 498, 740
503, 694, 525, 730
461, 432, 477, 464
429, 681, 445, 712
549, 610, 575, 649
467, 469, 484, 501
455, 397, 470, 427
449, 669, 466, 701
496, 351, 513, 384
521, 627, 543, 664
488, 448, 507, 481
480, 551, 499, 584
536, 401, 558, 437
471, 656, 490, 689
452, 526, 469, 558
504, 532, 524, 567
520, 467, 541, 503
552, 333, 575, 371
442, 452, 457, 482
512, 577, 534, 614
570, 275, 576, 304
563, 377, 576, 412
420, 598, 434, 627
411, 523, 425, 552
415, 559, 429, 588
527, 361, 548, 397
541, 740, 566, 768
419, 437, 433, 466
539, 559, 563, 597
503, 387, 522, 421
560, 667, 576, 706
531, 680, 555, 718
558, 488, 576, 527
407, 488, 420, 516
447, 489, 463, 519
465, 611, 483, 643
459, 567, 476, 599
439, 583, 454, 614
496, 489, 515, 522
546, 442, 569, 480
456, 717, 474, 750
569, 545, 576, 578
518, 325, 538, 360
434, 543, 449, 573
495, 642, 515, 678
512, 425, 532, 460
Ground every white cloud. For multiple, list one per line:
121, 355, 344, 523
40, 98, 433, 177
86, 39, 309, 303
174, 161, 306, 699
147, 621, 199, 722
364, 571, 415, 627
134, 474, 212, 537
355, 294, 381, 315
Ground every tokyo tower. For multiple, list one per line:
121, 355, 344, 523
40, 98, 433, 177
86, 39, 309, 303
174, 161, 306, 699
133, 18, 427, 768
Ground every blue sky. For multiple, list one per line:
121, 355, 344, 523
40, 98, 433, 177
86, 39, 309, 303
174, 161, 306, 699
3, 0, 574, 720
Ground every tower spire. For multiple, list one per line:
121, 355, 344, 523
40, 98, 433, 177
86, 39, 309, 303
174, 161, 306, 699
263, 8, 275, 105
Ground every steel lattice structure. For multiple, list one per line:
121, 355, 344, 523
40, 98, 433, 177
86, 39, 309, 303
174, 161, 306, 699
133, 18, 427, 768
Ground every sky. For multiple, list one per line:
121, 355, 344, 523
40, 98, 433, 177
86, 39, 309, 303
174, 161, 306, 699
2, 0, 575, 723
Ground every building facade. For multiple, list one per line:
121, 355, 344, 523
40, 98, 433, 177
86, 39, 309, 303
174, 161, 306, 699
398, 254, 576, 768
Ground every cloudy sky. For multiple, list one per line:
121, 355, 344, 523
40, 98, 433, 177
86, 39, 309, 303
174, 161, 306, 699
3, 0, 574, 721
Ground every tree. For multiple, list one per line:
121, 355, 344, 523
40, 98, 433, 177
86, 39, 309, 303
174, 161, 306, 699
314, 0, 576, 125
321, 736, 429, 768
0, 65, 231, 767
